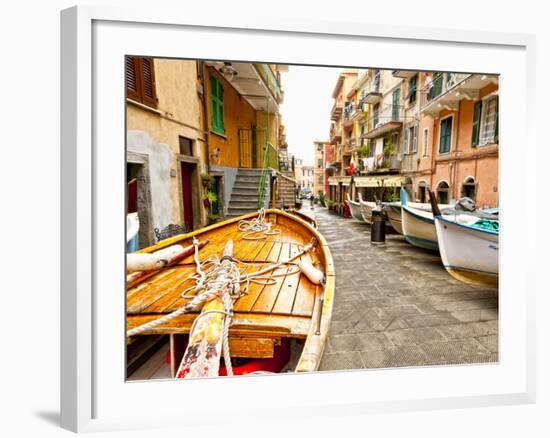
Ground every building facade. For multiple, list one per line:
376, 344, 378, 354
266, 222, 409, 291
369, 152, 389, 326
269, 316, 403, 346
126, 58, 287, 249
313, 140, 328, 196
326, 68, 499, 210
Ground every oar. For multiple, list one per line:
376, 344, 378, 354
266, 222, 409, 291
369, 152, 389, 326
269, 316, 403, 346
176, 240, 234, 379
126, 240, 209, 288
428, 189, 441, 217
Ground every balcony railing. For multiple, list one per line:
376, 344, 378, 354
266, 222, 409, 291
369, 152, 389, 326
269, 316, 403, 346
254, 64, 283, 103
420, 72, 471, 108
363, 103, 404, 139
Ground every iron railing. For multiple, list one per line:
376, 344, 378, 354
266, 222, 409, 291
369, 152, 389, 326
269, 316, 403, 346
257, 141, 278, 208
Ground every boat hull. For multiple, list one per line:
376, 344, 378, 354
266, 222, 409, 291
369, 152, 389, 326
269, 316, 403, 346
401, 205, 439, 251
359, 200, 376, 224
347, 198, 364, 222
384, 203, 403, 234
434, 216, 498, 287
126, 209, 334, 375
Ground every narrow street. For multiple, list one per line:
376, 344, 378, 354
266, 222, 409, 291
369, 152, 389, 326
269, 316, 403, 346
302, 207, 499, 370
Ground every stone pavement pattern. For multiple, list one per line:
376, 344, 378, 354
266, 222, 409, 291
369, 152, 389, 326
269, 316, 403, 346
305, 207, 499, 371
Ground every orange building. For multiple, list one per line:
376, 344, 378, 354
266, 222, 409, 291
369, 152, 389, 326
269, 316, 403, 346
417, 73, 499, 208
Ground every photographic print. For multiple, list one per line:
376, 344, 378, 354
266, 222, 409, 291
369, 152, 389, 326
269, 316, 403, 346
125, 59, 499, 380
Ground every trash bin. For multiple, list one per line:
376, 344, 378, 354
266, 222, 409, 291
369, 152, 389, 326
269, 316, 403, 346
371, 206, 386, 245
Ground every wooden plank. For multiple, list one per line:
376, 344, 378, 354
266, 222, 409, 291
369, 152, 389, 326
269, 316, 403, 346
271, 243, 303, 315
229, 337, 276, 358
250, 241, 291, 313
127, 341, 169, 381
127, 312, 311, 338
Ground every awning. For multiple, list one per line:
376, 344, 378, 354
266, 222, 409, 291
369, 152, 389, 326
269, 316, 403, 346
354, 175, 404, 188
328, 176, 339, 186
341, 177, 352, 186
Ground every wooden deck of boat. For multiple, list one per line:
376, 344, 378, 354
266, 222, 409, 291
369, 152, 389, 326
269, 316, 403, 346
127, 212, 324, 338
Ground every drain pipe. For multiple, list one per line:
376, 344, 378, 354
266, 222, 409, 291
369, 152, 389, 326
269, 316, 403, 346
201, 61, 211, 173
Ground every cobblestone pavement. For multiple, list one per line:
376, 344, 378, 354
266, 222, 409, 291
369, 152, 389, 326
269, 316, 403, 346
303, 206, 498, 371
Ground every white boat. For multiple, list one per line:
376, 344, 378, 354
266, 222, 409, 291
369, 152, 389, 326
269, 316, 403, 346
429, 192, 499, 287
358, 192, 377, 224
400, 188, 454, 251
346, 194, 365, 222
383, 202, 403, 234
127, 212, 140, 243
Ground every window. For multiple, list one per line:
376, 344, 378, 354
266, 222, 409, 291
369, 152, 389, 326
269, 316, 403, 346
471, 101, 482, 146
439, 116, 452, 154
405, 125, 418, 154
423, 128, 429, 157
462, 177, 476, 200
392, 88, 401, 121
373, 103, 380, 127
318, 159, 323, 168
179, 136, 193, 156
210, 74, 225, 135
472, 97, 499, 146
437, 181, 450, 204
407, 75, 417, 105
126, 56, 158, 108
480, 97, 499, 145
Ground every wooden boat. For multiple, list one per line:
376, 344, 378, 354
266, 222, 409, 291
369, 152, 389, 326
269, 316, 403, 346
429, 191, 499, 287
358, 192, 377, 224
382, 202, 403, 234
126, 209, 334, 378
285, 208, 318, 228
346, 194, 364, 222
400, 188, 453, 251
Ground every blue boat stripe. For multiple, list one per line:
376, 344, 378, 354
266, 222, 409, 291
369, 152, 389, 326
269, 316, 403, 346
404, 234, 439, 251
437, 215, 499, 236
403, 207, 434, 224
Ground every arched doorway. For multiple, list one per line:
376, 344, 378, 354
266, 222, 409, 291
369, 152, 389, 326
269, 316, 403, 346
461, 176, 476, 201
436, 180, 450, 204
417, 180, 427, 203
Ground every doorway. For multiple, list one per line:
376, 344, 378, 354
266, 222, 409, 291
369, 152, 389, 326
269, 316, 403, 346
180, 162, 196, 230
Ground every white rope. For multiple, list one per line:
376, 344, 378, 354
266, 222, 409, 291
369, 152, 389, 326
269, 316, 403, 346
237, 208, 281, 240
127, 234, 318, 377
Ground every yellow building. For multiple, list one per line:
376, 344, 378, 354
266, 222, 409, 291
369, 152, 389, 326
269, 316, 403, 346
126, 57, 208, 248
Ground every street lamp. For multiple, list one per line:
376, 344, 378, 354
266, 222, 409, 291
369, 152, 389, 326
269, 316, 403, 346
220, 62, 238, 82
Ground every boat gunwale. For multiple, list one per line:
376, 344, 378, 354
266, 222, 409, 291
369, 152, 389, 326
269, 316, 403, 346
127, 208, 335, 374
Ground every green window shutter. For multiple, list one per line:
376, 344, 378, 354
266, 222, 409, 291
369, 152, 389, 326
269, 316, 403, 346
471, 101, 482, 146
439, 117, 452, 154
210, 75, 225, 135
494, 97, 499, 142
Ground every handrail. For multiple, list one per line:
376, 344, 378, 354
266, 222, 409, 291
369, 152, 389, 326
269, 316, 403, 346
257, 141, 278, 209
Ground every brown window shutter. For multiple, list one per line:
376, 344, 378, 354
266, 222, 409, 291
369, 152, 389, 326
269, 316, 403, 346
125, 56, 141, 101
140, 57, 157, 108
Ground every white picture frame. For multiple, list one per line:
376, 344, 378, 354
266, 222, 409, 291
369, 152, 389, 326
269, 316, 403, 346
60, 5, 536, 433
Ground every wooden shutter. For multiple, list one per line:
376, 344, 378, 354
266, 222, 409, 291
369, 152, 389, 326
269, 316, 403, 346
140, 58, 157, 108
209, 74, 224, 135
125, 57, 140, 101
494, 97, 499, 142
125, 56, 157, 108
471, 101, 482, 146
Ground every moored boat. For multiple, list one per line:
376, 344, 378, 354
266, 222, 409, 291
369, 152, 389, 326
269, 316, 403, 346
383, 202, 403, 234
358, 192, 377, 224
428, 191, 499, 287
126, 209, 334, 378
346, 194, 364, 222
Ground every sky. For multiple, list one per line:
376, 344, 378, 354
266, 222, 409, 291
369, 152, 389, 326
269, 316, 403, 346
279, 65, 342, 166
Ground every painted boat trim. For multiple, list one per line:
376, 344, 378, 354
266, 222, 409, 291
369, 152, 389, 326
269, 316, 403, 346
403, 234, 439, 251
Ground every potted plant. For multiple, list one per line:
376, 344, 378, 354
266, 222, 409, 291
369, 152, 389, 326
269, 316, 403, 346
200, 173, 215, 189
203, 191, 218, 209
207, 213, 220, 225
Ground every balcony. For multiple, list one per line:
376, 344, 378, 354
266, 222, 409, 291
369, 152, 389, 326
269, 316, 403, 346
363, 103, 403, 139
331, 102, 343, 121
420, 73, 498, 116
392, 70, 417, 79
330, 127, 342, 144
207, 62, 282, 112
362, 90, 383, 105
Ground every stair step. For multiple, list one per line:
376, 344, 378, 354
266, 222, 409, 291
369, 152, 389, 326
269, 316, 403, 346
233, 182, 260, 189
235, 176, 261, 183
229, 195, 258, 206
237, 168, 263, 175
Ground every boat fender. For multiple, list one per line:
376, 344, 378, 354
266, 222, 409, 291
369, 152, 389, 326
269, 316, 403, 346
297, 259, 324, 285
127, 244, 185, 273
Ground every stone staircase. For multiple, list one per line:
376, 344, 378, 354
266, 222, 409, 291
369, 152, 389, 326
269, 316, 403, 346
226, 168, 267, 218
275, 171, 297, 209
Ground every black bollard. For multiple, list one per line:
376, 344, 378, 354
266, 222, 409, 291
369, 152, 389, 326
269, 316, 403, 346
371, 206, 386, 245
